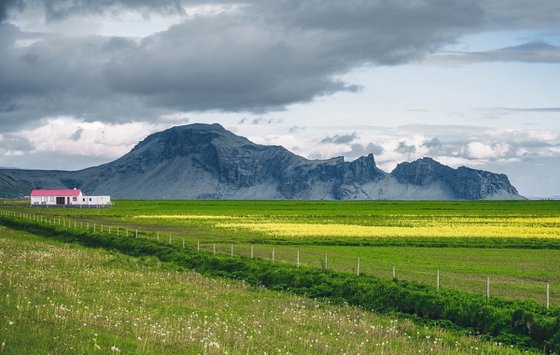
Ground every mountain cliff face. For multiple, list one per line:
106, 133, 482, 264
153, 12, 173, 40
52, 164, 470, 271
0, 123, 524, 200
391, 158, 520, 200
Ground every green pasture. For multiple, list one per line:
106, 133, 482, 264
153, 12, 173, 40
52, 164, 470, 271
0, 227, 524, 354
4, 199, 560, 305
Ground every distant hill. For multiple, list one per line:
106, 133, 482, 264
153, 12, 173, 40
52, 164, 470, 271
0, 171, 32, 197
0, 123, 524, 200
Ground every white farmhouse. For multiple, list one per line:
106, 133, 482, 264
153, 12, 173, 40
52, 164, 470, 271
30, 189, 111, 207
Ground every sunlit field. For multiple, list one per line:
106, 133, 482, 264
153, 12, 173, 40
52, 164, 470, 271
4, 200, 560, 305
135, 214, 560, 239
0, 228, 525, 354
214, 217, 560, 239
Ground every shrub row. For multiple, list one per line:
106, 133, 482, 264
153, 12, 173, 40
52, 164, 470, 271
2, 216, 560, 353
264, 236, 560, 250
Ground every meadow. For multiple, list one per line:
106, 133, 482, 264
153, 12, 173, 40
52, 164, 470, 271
7, 200, 560, 304
0, 227, 525, 354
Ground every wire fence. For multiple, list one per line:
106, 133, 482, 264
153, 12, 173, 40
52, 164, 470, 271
1, 209, 556, 308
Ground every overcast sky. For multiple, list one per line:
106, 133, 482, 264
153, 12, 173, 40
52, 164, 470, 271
1, 0, 559, 197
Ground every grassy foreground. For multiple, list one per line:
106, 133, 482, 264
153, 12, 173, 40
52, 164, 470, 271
1, 214, 559, 353
0, 227, 525, 354
6, 200, 560, 305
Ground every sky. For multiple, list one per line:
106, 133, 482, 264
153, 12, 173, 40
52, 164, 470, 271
0, 0, 559, 197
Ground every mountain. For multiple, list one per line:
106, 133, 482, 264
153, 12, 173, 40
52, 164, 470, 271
0, 171, 31, 197
0, 123, 524, 200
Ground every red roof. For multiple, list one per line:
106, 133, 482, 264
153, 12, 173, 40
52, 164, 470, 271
31, 189, 82, 197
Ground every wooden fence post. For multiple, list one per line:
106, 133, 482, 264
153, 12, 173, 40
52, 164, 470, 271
230, 244, 234, 256
213, 244, 216, 255
357, 257, 360, 276
324, 253, 328, 270
197, 241, 200, 253
437, 270, 440, 290
486, 276, 490, 299
272, 248, 275, 261
547, 283, 550, 309
297, 250, 300, 267
183, 238, 185, 249
251, 245, 254, 259
392, 265, 396, 281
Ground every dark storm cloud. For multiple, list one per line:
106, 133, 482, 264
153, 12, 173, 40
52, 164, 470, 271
0, 0, 23, 22
1, 0, 559, 131
320, 133, 358, 145
1, 0, 186, 21
479, 0, 560, 29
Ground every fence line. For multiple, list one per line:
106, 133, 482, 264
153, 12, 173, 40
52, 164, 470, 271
0, 208, 557, 307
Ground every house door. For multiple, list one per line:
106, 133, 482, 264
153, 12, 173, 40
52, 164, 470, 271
67, 196, 70, 205
56, 197, 65, 205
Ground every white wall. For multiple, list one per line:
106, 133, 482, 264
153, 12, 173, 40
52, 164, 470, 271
78, 195, 111, 206
31, 193, 111, 206
31, 195, 67, 205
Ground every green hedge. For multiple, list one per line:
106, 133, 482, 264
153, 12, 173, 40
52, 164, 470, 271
2, 216, 560, 353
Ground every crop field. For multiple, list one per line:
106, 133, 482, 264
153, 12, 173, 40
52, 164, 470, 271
6, 200, 560, 305
0, 227, 525, 354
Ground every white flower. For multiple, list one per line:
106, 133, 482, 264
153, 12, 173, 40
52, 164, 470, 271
208, 342, 220, 349
111, 345, 120, 353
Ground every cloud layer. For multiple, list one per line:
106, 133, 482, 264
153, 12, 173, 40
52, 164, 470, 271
1, 0, 559, 196
2, 0, 559, 131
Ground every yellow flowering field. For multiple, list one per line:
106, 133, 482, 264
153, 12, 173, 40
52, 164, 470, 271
134, 214, 240, 220
216, 216, 560, 239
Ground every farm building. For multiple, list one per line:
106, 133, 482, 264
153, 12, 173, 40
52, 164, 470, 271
30, 189, 111, 207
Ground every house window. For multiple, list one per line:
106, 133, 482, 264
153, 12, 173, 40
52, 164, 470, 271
89, 198, 92, 201
49, 196, 54, 202
72, 197, 77, 202
83, 198, 86, 202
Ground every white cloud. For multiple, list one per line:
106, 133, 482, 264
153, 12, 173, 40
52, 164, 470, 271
14, 117, 172, 159
467, 141, 511, 159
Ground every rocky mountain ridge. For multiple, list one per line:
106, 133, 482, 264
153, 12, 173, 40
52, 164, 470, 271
0, 123, 524, 200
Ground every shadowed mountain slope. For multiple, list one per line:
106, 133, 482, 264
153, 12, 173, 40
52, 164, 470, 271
0, 124, 524, 200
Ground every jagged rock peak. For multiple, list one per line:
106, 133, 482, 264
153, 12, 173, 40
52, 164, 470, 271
0, 124, 524, 200
391, 157, 448, 186
391, 157, 522, 200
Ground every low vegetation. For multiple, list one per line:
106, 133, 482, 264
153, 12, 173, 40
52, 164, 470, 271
6, 200, 560, 304
1, 215, 560, 352
0, 227, 525, 354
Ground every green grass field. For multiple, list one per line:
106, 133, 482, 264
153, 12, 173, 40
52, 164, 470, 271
6, 200, 560, 306
0, 227, 526, 354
